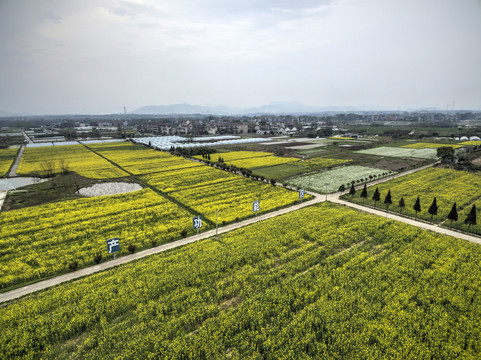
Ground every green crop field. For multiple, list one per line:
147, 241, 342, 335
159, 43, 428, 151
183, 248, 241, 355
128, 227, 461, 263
253, 157, 351, 180
2, 203, 481, 359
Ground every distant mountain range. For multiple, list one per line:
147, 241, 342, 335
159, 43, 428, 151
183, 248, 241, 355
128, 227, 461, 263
1, 103, 460, 118
130, 102, 373, 115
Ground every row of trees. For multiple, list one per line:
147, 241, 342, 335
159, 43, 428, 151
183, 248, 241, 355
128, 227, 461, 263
348, 183, 477, 228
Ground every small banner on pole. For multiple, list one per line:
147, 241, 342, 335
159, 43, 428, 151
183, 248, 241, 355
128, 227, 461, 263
107, 237, 120, 254
253, 200, 260, 213
193, 216, 202, 229
299, 189, 305, 199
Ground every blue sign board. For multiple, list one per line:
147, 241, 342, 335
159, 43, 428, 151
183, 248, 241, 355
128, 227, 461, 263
107, 237, 120, 253
299, 189, 305, 199
253, 200, 260, 212
193, 216, 202, 229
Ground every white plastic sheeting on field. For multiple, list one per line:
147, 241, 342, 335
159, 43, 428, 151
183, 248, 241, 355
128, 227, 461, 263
132, 136, 272, 150
26, 139, 124, 148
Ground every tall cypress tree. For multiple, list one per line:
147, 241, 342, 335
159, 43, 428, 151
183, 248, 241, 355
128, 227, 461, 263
465, 204, 477, 229
360, 184, 368, 202
447, 202, 458, 225
384, 190, 392, 210
349, 183, 356, 197
428, 197, 438, 221
399, 197, 405, 213
372, 187, 381, 205
413, 196, 421, 216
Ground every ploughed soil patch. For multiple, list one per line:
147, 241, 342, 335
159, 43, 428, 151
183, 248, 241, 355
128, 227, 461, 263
370, 158, 425, 172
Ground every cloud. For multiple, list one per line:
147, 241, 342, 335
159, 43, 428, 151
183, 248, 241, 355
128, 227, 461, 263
0, 0, 480, 113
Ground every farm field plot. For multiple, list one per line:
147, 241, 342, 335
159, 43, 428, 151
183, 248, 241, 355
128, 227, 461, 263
88, 142, 202, 175
2, 203, 481, 359
253, 157, 352, 181
226, 155, 299, 169
253, 163, 310, 179
90, 144, 305, 222
298, 157, 351, 169
170, 177, 303, 223
141, 165, 240, 193
0, 189, 195, 290
343, 167, 481, 228
17, 144, 128, 179
288, 165, 392, 193
195, 151, 274, 162
402, 142, 463, 149
460, 140, 481, 146
356, 146, 437, 159
328, 136, 356, 140
198, 150, 300, 169
296, 146, 327, 154
0, 147, 18, 176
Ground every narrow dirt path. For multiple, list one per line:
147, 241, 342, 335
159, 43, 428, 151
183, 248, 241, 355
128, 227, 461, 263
22, 131, 33, 144
8, 144, 25, 177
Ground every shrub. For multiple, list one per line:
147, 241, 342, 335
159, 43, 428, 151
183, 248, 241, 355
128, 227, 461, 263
93, 254, 102, 264
68, 261, 78, 271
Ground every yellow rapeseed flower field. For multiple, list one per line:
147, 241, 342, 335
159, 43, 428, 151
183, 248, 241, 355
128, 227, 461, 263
0, 147, 18, 176
2, 203, 481, 359
17, 144, 128, 178
91, 144, 306, 223
402, 142, 463, 149
197, 150, 300, 169
196, 150, 275, 162
0, 189, 194, 289
346, 167, 481, 229
459, 140, 481, 146
89, 142, 202, 174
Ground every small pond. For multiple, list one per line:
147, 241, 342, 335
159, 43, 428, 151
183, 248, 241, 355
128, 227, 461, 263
0, 177, 49, 192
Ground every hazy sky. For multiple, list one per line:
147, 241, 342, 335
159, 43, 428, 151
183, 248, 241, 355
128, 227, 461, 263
1, 0, 480, 114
